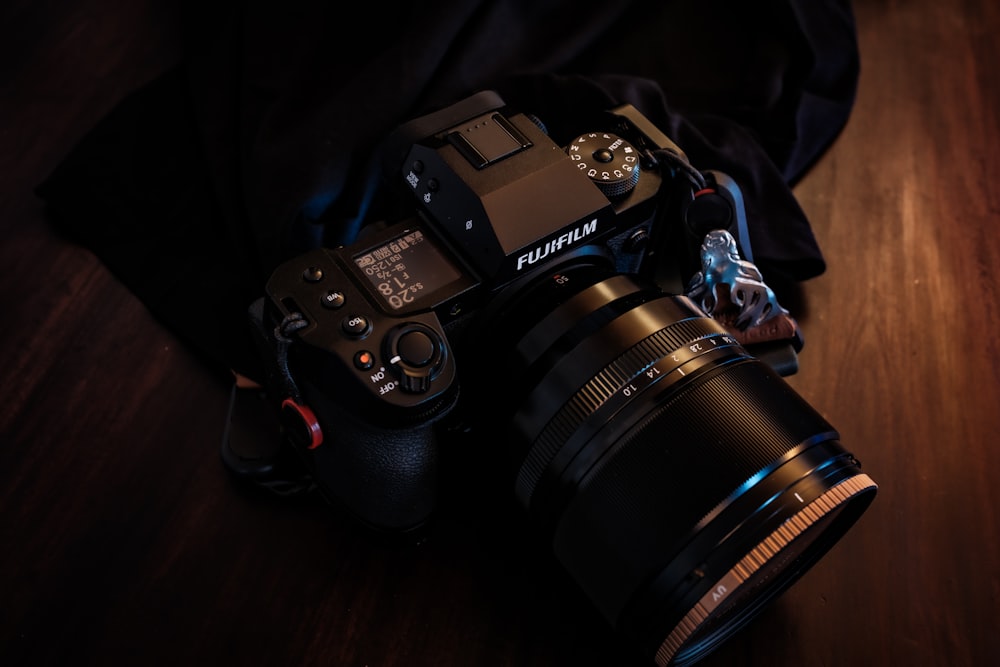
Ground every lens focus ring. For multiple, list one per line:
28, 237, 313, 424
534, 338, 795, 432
515, 317, 748, 509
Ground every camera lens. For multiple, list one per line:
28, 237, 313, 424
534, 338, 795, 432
469, 260, 877, 666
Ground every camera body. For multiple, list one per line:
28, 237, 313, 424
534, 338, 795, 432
247, 90, 764, 533
237, 91, 877, 666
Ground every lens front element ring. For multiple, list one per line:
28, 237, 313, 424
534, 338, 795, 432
655, 473, 878, 666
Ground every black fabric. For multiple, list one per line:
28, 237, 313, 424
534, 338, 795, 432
37, 0, 860, 380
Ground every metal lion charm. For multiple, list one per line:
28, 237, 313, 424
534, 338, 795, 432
686, 229, 790, 334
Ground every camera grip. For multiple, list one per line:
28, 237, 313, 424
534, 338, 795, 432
299, 376, 440, 534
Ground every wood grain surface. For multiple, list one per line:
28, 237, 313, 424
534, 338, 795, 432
2, 1, 998, 666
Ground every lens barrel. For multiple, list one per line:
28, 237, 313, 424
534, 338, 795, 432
482, 263, 876, 666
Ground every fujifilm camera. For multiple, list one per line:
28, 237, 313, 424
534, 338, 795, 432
226, 90, 877, 667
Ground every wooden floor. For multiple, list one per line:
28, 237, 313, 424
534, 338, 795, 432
2, 1, 998, 666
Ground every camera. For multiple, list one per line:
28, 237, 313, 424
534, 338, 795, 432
228, 90, 877, 666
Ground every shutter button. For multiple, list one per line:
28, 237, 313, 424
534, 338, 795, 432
397, 329, 435, 367
385, 323, 445, 393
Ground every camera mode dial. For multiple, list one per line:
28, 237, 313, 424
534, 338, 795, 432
383, 322, 447, 394
567, 132, 641, 198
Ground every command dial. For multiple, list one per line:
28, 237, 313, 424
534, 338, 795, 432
567, 132, 641, 198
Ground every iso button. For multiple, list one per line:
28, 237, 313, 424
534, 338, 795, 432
341, 314, 372, 338
385, 323, 445, 394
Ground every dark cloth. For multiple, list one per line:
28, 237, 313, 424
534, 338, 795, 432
37, 0, 860, 380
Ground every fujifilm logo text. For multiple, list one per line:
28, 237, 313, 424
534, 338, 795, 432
516, 219, 598, 271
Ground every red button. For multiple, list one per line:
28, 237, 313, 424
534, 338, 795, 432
354, 350, 375, 370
